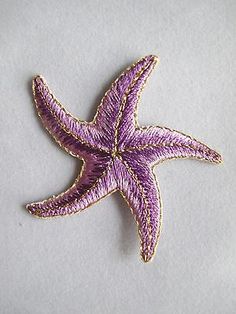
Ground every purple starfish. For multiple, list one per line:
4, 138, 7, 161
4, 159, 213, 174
26, 55, 222, 262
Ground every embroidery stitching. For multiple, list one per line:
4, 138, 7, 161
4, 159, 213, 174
26, 55, 222, 262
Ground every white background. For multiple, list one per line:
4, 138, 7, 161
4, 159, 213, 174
0, 1, 235, 313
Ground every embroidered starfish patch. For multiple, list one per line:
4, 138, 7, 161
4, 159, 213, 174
26, 55, 222, 262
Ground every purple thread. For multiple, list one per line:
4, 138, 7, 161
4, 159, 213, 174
26, 55, 222, 262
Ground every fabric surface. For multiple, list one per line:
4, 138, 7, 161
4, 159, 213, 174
0, 1, 235, 313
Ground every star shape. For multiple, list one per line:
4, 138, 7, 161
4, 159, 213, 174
26, 55, 222, 262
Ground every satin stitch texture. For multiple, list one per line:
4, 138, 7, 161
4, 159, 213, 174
26, 55, 222, 262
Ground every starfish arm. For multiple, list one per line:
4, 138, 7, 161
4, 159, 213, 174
94, 55, 158, 149
33, 76, 108, 153
114, 157, 162, 262
117, 56, 159, 149
26, 155, 116, 218
122, 126, 222, 164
